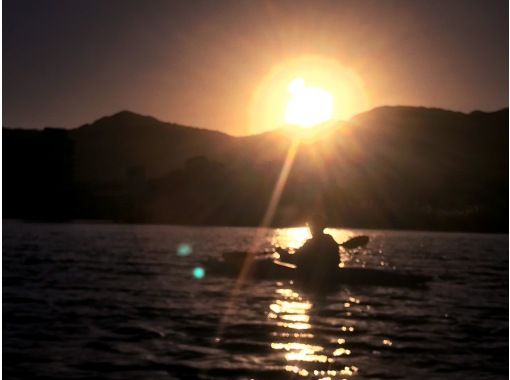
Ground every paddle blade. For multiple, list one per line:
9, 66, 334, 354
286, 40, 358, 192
340, 235, 369, 249
273, 260, 297, 269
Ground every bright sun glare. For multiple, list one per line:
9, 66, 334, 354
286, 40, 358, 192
284, 78, 334, 128
249, 56, 368, 134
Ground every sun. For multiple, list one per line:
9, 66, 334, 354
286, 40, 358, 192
284, 78, 334, 128
249, 56, 369, 134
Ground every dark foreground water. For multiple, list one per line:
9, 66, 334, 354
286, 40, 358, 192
3, 222, 508, 379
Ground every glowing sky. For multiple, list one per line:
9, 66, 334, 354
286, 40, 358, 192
4, 0, 508, 135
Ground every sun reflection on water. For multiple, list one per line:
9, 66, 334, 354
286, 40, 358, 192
268, 285, 359, 379
265, 227, 377, 378
272, 227, 311, 252
272, 226, 357, 266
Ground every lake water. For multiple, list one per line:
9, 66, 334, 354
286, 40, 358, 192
3, 222, 508, 379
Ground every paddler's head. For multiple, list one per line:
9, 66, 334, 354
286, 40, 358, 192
307, 214, 327, 237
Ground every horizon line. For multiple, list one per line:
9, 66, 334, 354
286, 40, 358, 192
3, 104, 508, 138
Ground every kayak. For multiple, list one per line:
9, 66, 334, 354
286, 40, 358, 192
204, 257, 431, 288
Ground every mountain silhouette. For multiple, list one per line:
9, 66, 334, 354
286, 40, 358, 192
3, 106, 508, 232
70, 110, 233, 182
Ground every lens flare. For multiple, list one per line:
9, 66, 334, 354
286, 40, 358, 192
193, 267, 205, 279
177, 243, 192, 257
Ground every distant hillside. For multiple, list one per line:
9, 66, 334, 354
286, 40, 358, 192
69, 111, 234, 183
3, 106, 508, 232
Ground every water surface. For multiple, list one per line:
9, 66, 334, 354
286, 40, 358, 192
3, 222, 508, 379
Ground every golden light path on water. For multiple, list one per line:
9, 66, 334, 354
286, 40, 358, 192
272, 227, 353, 252
267, 228, 363, 379
269, 284, 360, 379
272, 227, 355, 267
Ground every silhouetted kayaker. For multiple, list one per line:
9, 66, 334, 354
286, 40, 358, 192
282, 216, 340, 269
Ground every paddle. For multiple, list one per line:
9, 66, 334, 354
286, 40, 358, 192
222, 235, 370, 262
340, 235, 369, 250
